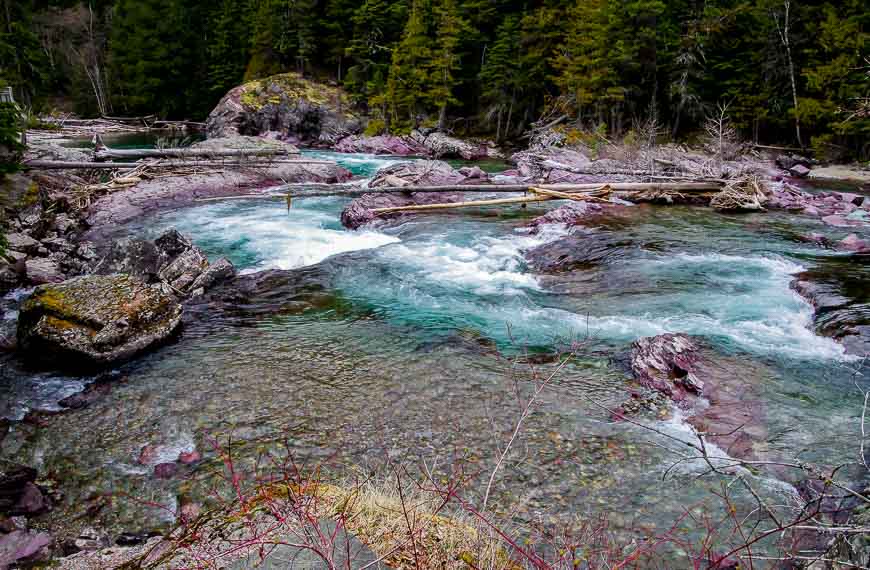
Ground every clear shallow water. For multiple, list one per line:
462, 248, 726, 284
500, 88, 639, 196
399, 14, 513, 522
3, 151, 870, 559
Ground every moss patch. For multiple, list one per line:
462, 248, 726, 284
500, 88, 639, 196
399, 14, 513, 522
236, 72, 357, 118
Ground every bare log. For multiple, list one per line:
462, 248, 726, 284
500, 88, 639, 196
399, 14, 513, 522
94, 147, 301, 161
24, 160, 142, 169
24, 159, 336, 170
371, 182, 721, 215
373, 194, 557, 214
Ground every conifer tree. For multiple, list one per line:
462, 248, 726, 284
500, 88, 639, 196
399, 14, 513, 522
385, 0, 433, 129
429, 0, 466, 130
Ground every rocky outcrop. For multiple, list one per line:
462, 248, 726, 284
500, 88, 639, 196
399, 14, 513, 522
526, 201, 624, 232
95, 229, 235, 298
631, 334, 705, 403
340, 161, 469, 229
524, 229, 628, 273
408, 130, 494, 160
333, 134, 426, 156
623, 334, 768, 460
16, 274, 183, 366
206, 73, 362, 144
790, 270, 870, 357
767, 185, 869, 228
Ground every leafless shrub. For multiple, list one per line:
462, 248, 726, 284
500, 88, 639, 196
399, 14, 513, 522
704, 101, 742, 174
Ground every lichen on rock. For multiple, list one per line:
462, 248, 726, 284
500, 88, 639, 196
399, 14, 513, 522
16, 273, 183, 366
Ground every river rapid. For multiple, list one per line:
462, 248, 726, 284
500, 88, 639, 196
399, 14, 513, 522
2, 150, 869, 557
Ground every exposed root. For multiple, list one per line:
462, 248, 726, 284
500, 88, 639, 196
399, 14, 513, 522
710, 175, 769, 212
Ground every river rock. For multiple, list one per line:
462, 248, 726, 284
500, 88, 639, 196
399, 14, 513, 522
525, 229, 627, 272
24, 258, 65, 285
95, 229, 235, 297
0, 464, 38, 514
333, 134, 426, 156
527, 201, 622, 232
206, 73, 361, 144
791, 271, 870, 356
5, 233, 39, 255
341, 161, 467, 229
0, 529, 52, 568
788, 164, 811, 178
16, 274, 183, 366
631, 334, 705, 403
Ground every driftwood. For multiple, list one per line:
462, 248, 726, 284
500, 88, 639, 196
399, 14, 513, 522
364, 183, 719, 215
25, 159, 335, 170
94, 147, 302, 161
191, 182, 723, 204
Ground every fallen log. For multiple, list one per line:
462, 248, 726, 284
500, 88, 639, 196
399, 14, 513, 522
24, 159, 336, 170
370, 183, 720, 215
94, 146, 301, 161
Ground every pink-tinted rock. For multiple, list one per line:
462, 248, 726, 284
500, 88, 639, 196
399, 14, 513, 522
458, 166, 488, 180
137, 444, 158, 465
789, 164, 811, 178
822, 215, 850, 227
0, 530, 51, 567
341, 161, 468, 229
802, 205, 820, 216
179, 501, 201, 522
631, 334, 704, 403
153, 463, 178, 480
178, 451, 201, 464
836, 192, 864, 206
11, 483, 46, 516
526, 201, 620, 231
333, 134, 426, 156
839, 234, 869, 252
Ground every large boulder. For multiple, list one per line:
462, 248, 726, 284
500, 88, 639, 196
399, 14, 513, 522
95, 229, 235, 297
16, 274, 183, 366
206, 73, 362, 144
341, 161, 467, 229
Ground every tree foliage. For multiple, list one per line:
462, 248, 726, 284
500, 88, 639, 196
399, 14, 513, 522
4, 0, 869, 157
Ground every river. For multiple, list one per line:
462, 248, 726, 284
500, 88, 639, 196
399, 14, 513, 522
1, 150, 868, 559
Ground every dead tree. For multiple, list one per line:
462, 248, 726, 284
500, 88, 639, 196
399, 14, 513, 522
772, 0, 802, 148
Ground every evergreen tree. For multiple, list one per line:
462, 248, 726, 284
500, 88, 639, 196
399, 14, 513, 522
109, 0, 200, 117
208, 0, 252, 96
385, 0, 433, 128
428, 0, 466, 129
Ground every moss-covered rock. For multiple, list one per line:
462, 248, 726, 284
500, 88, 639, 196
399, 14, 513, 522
206, 73, 362, 145
17, 274, 182, 367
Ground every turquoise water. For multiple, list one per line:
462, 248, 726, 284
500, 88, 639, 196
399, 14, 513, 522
3, 151, 870, 561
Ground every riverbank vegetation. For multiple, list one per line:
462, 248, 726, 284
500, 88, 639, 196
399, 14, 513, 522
2, 0, 868, 157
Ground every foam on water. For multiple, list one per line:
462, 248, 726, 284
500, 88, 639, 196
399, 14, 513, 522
301, 149, 411, 177
153, 198, 399, 272
343, 226, 848, 358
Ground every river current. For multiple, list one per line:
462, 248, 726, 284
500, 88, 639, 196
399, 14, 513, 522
1, 151, 868, 555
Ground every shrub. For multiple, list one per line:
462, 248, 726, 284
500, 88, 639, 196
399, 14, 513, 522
0, 102, 24, 176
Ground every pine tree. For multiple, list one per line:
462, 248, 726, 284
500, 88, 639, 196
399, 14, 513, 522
479, 15, 520, 140
109, 0, 197, 117
428, 0, 466, 130
245, 0, 284, 80
385, 0, 433, 129
208, 0, 252, 96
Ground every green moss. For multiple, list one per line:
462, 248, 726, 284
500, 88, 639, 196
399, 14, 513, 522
235, 73, 357, 118
18, 180, 39, 208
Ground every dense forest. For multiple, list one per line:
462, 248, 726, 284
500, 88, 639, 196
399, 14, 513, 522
1, 0, 868, 156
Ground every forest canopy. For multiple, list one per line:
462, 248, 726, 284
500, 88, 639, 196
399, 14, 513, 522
1, 0, 868, 156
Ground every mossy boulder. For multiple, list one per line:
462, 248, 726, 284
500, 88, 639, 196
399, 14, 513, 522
206, 73, 362, 145
17, 274, 182, 366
